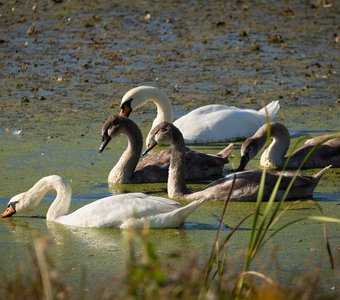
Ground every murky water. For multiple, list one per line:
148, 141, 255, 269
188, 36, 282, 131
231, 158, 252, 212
0, 0, 339, 298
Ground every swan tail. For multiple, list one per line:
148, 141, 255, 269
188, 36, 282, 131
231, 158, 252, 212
259, 100, 280, 120
313, 165, 332, 181
148, 198, 205, 228
217, 143, 234, 161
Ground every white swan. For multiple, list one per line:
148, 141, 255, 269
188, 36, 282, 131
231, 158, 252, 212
1, 175, 204, 228
237, 122, 340, 170
143, 122, 330, 201
119, 86, 280, 144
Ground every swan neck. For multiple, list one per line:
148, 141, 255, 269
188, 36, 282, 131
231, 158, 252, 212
168, 128, 188, 198
23, 176, 72, 221
109, 123, 143, 183
260, 123, 290, 168
151, 89, 173, 125
145, 88, 173, 145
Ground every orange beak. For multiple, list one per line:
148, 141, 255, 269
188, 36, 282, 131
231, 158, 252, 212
1, 204, 16, 218
119, 103, 132, 117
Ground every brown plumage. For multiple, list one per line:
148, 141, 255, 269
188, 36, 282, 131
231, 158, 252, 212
99, 115, 233, 184
144, 122, 330, 201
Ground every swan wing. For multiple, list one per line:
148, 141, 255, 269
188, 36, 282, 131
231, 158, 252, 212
174, 103, 279, 143
188, 168, 322, 202
136, 146, 232, 182
121, 199, 205, 228
303, 134, 339, 146
56, 193, 182, 228
293, 137, 340, 168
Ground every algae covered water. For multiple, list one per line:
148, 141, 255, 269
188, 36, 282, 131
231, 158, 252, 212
0, 0, 339, 298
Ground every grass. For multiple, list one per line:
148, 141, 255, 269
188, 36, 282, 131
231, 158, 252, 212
2, 219, 337, 300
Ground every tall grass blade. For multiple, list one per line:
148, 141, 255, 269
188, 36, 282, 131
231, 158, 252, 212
233, 113, 336, 298
323, 224, 335, 269
34, 238, 53, 300
219, 213, 256, 250
308, 216, 340, 223
202, 172, 237, 290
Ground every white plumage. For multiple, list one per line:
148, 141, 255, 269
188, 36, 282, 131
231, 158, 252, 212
2, 175, 204, 228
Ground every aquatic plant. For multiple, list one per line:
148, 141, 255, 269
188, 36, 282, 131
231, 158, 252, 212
1, 207, 338, 299
0, 238, 69, 300
1, 120, 338, 299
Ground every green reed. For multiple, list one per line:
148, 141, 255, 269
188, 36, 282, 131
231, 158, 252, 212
1, 130, 339, 299
232, 126, 339, 297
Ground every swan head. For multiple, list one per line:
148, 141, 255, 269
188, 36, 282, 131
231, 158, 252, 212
237, 137, 263, 171
143, 122, 174, 155
119, 86, 163, 117
99, 115, 126, 153
1, 192, 30, 218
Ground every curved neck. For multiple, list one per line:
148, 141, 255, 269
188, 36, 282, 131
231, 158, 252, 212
137, 87, 173, 145
260, 123, 291, 168
23, 176, 72, 221
167, 127, 188, 198
109, 121, 143, 183
148, 88, 173, 125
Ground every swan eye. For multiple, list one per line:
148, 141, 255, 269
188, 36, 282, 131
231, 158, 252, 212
8, 201, 18, 209
155, 127, 172, 142
247, 145, 254, 156
107, 123, 121, 136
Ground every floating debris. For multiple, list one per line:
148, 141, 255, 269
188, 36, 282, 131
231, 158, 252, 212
20, 96, 29, 104
268, 34, 284, 43
5, 128, 23, 135
27, 25, 37, 35
216, 21, 226, 27
144, 12, 151, 22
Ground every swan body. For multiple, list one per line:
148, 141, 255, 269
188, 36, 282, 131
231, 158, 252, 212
99, 115, 233, 184
119, 86, 280, 144
237, 122, 340, 171
1, 175, 204, 228
144, 122, 330, 202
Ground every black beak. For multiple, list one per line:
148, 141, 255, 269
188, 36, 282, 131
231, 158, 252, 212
99, 135, 111, 153
236, 153, 250, 172
142, 140, 158, 156
119, 102, 132, 117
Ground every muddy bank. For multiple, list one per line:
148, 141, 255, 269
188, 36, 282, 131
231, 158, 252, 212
0, 1, 339, 138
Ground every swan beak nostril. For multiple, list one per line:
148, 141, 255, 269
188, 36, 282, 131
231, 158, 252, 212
1, 205, 16, 218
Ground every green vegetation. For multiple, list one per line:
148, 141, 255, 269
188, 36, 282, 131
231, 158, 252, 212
1, 124, 338, 299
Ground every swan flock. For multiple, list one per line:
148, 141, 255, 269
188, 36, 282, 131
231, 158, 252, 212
2, 85, 336, 229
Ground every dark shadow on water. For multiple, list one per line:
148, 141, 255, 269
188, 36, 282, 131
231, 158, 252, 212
313, 192, 340, 202
2, 215, 45, 220
91, 182, 108, 190
182, 222, 251, 231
